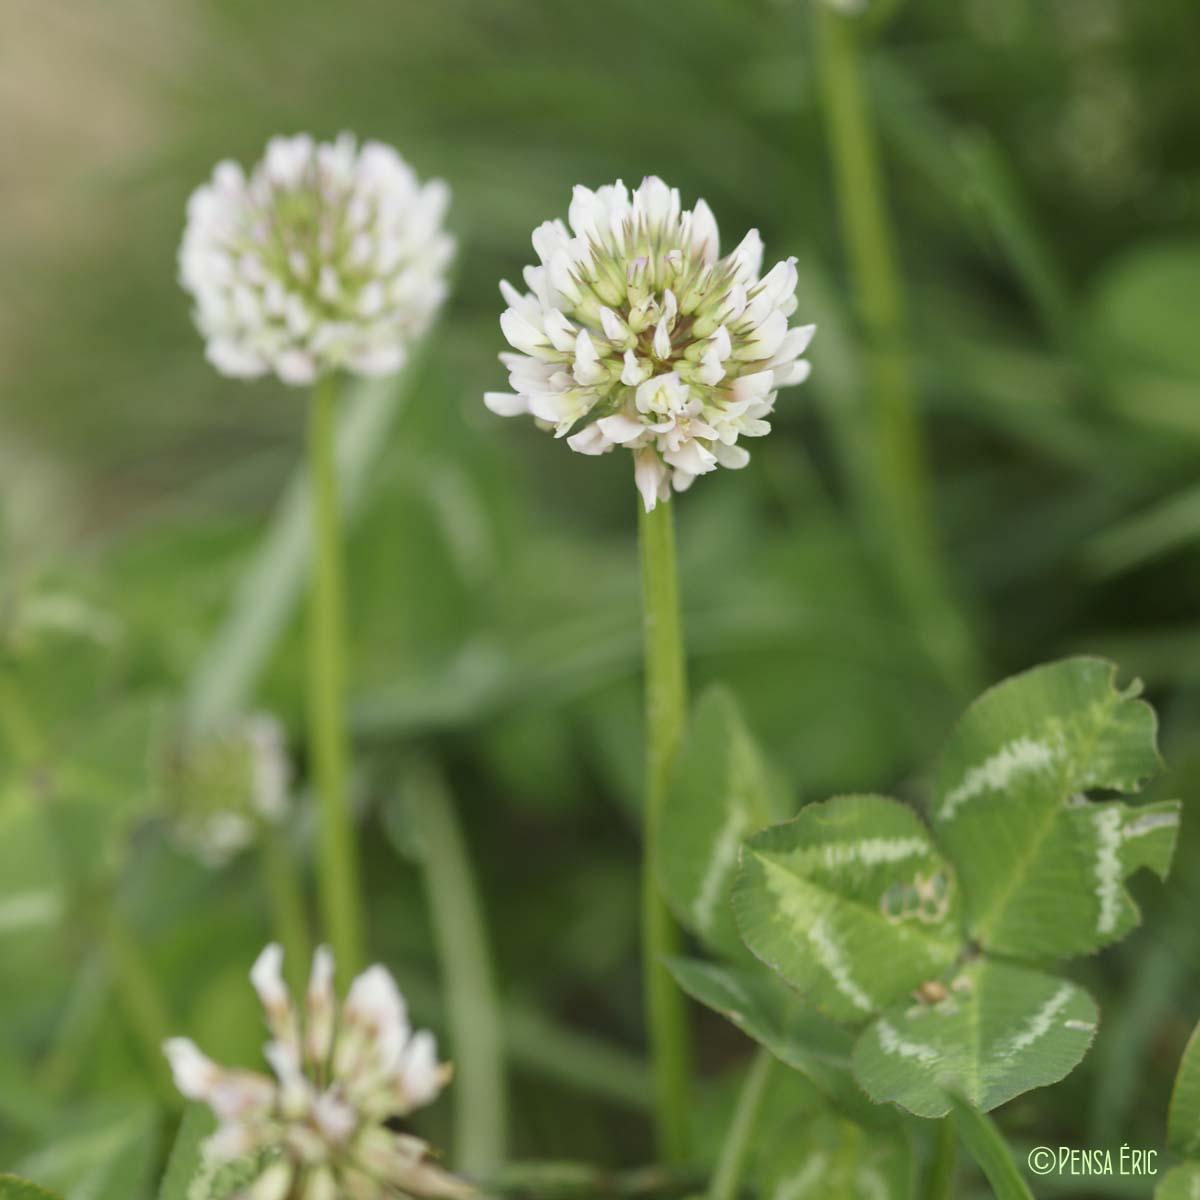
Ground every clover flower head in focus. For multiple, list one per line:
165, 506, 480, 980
165, 944, 468, 1200
484, 176, 814, 511
180, 133, 454, 386
163, 714, 290, 868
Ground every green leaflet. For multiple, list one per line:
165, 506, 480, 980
930, 657, 1177, 959
659, 687, 788, 956
664, 957, 877, 1122
758, 1112, 914, 1200
851, 961, 1097, 1119
157, 1106, 216, 1200
1168, 1020, 1200, 1160
1157, 1163, 1200, 1200
0, 1179, 64, 1200
732, 795, 964, 1022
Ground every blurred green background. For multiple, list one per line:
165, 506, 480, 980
3, 0, 1200, 1193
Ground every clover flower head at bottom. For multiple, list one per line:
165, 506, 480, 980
164, 944, 469, 1200
485, 175, 815, 511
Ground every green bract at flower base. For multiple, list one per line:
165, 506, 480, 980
664, 657, 1179, 1130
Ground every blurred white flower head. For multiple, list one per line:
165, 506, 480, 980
180, 134, 454, 386
486, 177, 814, 511
165, 945, 467, 1200
164, 714, 291, 868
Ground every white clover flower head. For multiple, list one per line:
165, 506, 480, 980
165, 945, 467, 1200
485, 176, 814, 511
164, 713, 292, 867
180, 133, 454, 386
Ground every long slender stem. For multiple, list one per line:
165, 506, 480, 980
307, 373, 365, 984
927, 1115, 959, 1200
815, 6, 978, 696
708, 1050, 775, 1200
409, 756, 507, 1171
948, 1098, 1034, 1200
260, 824, 311, 992
637, 498, 692, 1163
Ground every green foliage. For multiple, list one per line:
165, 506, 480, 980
156, 1106, 215, 1200
1168, 1022, 1200, 1161
945, 1097, 1033, 1200
727, 658, 1176, 1119
4, 0, 1200, 1189
660, 686, 790, 956
930, 658, 1175, 959
851, 961, 1096, 1118
757, 1112, 913, 1199
733, 794, 962, 1023
0, 1178, 65, 1200
12, 1105, 158, 1200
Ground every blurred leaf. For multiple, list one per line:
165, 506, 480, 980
1168, 1020, 1200, 1160
757, 1110, 914, 1199
156, 1105, 215, 1200
14, 1103, 158, 1200
930, 658, 1175, 959
660, 687, 789, 956
851, 960, 1097, 1119
665, 957, 874, 1121
1089, 243, 1200, 379
1157, 1163, 1200, 1200
946, 1095, 1034, 1200
184, 369, 418, 730
732, 794, 963, 1022
0, 1179, 65, 1200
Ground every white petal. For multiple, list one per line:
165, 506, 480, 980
597, 412, 646, 445
250, 944, 289, 1012
484, 391, 528, 416
634, 449, 668, 513
567, 424, 612, 455
653, 317, 672, 360
399, 1030, 443, 1106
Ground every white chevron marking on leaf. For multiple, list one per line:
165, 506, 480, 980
692, 804, 750, 937
1005, 985, 1075, 1055
876, 1019, 940, 1065
1094, 807, 1124, 934
816, 837, 930, 870
773, 1154, 828, 1200
1123, 810, 1179, 839
810, 917, 874, 1013
939, 736, 1059, 821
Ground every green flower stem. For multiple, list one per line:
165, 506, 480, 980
307, 372, 365, 984
814, 6, 978, 695
408, 756, 507, 1171
260, 824, 310, 992
708, 1049, 775, 1200
927, 1115, 959, 1200
637, 497, 692, 1163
